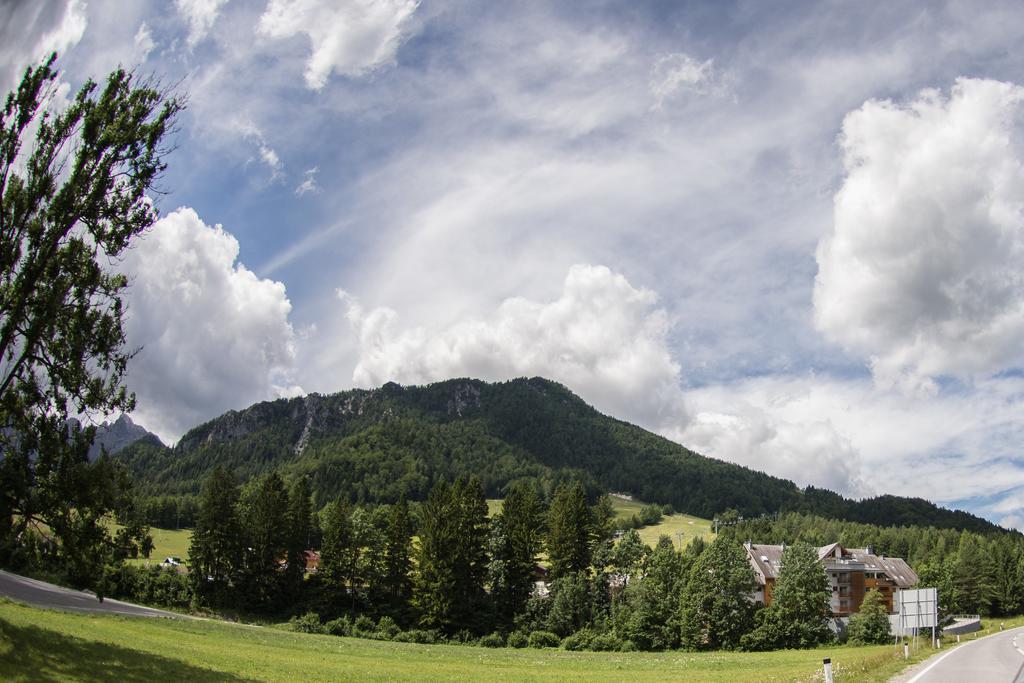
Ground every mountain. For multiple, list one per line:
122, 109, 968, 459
115, 377, 1004, 534
65, 414, 164, 460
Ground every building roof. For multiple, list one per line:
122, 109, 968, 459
744, 542, 918, 588
848, 548, 919, 588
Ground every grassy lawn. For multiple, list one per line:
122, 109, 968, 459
125, 526, 193, 568
607, 494, 715, 549
0, 599, 923, 682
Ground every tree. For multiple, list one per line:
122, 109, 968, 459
0, 54, 180, 583
678, 536, 757, 650
489, 480, 545, 626
847, 589, 891, 645
319, 498, 354, 591
741, 543, 832, 650
413, 477, 490, 633
547, 482, 592, 579
613, 535, 686, 650
374, 499, 413, 613
237, 472, 290, 609
189, 466, 242, 606
284, 476, 313, 595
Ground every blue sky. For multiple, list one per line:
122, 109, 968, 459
5, 0, 1024, 527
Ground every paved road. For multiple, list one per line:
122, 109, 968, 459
906, 626, 1024, 683
0, 569, 182, 618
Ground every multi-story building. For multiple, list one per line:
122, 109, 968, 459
744, 542, 918, 616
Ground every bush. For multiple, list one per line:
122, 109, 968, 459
561, 628, 594, 651
290, 612, 324, 634
507, 631, 529, 648
451, 629, 475, 645
589, 633, 621, 651
848, 590, 892, 645
376, 616, 400, 640
352, 615, 376, 637
393, 629, 440, 644
528, 630, 560, 648
618, 639, 637, 652
324, 616, 351, 637
479, 632, 505, 648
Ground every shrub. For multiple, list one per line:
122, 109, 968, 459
848, 590, 892, 645
507, 631, 529, 648
528, 630, 560, 648
290, 612, 324, 634
352, 615, 376, 637
393, 629, 440, 644
618, 639, 637, 652
376, 616, 400, 640
451, 629, 475, 644
588, 633, 621, 651
324, 616, 351, 637
561, 628, 594, 651
479, 632, 505, 648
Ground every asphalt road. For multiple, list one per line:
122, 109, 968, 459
906, 626, 1024, 683
0, 569, 182, 618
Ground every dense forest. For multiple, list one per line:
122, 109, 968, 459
117, 377, 1004, 534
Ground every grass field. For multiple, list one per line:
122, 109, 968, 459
0, 598, 941, 682
607, 495, 716, 549
123, 526, 193, 568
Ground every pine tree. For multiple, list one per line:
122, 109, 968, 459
678, 536, 756, 650
741, 543, 832, 650
284, 476, 313, 596
547, 482, 592, 579
189, 466, 242, 606
489, 481, 545, 626
376, 499, 413, 612
413, 480, 457, 631
319, 498, 353, 591
613, 535, 686, 650
237, 472, 290, 609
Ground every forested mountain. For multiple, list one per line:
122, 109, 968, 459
116, 377, 1003, 533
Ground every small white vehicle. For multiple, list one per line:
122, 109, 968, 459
161, 556, 182, 566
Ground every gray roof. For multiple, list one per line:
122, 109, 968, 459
744, 542, 918, 588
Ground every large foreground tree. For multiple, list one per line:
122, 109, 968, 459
0, 54, 182, 583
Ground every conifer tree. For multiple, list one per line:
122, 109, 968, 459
319, 498, 353, 589
377, 499, 413, 611
284, 476, 313, 595
547, 482, 592, 579
189, 466, 242, 605
489, 481, 545, 625
238, 472, 290, 608
612, 535, 686, 650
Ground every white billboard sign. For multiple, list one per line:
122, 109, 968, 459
896, 587, 938, 631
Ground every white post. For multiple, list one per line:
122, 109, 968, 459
823, 657, 834, 683
957, 634, 960, 643
903, 643, 909, 660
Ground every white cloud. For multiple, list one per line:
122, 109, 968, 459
121, 207, 300, 442
175, 0, 229, 49
133, 22, 155, 62
339, 264, 688, 433
295, 166, 319, 196
815, 78, 1024, 393
257, 0, 419, 90
679, 374, 1024, 507
33, 0, 87, 64
649, 52, 715, 109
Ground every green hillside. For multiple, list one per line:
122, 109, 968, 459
116, 377, 1002, 533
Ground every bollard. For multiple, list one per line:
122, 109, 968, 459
823, 657, 834, 683
903, 644, 909, 660
957, 634, 960, 643
1001, 623, 1005, 631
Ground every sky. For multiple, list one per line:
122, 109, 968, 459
4, 0, 1024, 528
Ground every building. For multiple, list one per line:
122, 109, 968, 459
744, 542, 918, 616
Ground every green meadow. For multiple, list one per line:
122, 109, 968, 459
0, 598, 942, 682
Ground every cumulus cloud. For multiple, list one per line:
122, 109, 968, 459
815, 78, 1024, 393
121, 207, 301, 442
175, 0, 229, 49
0, 0, 86, 92
679, 374, 1024, 506
339, 264, 688, 432
258, 0, 419, 90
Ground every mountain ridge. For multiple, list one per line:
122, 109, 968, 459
115, 376, 1005, 535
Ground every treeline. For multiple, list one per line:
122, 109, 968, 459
114, 377, 1005, 535
100, 471, 922, 652
723, 511, 1024, 616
